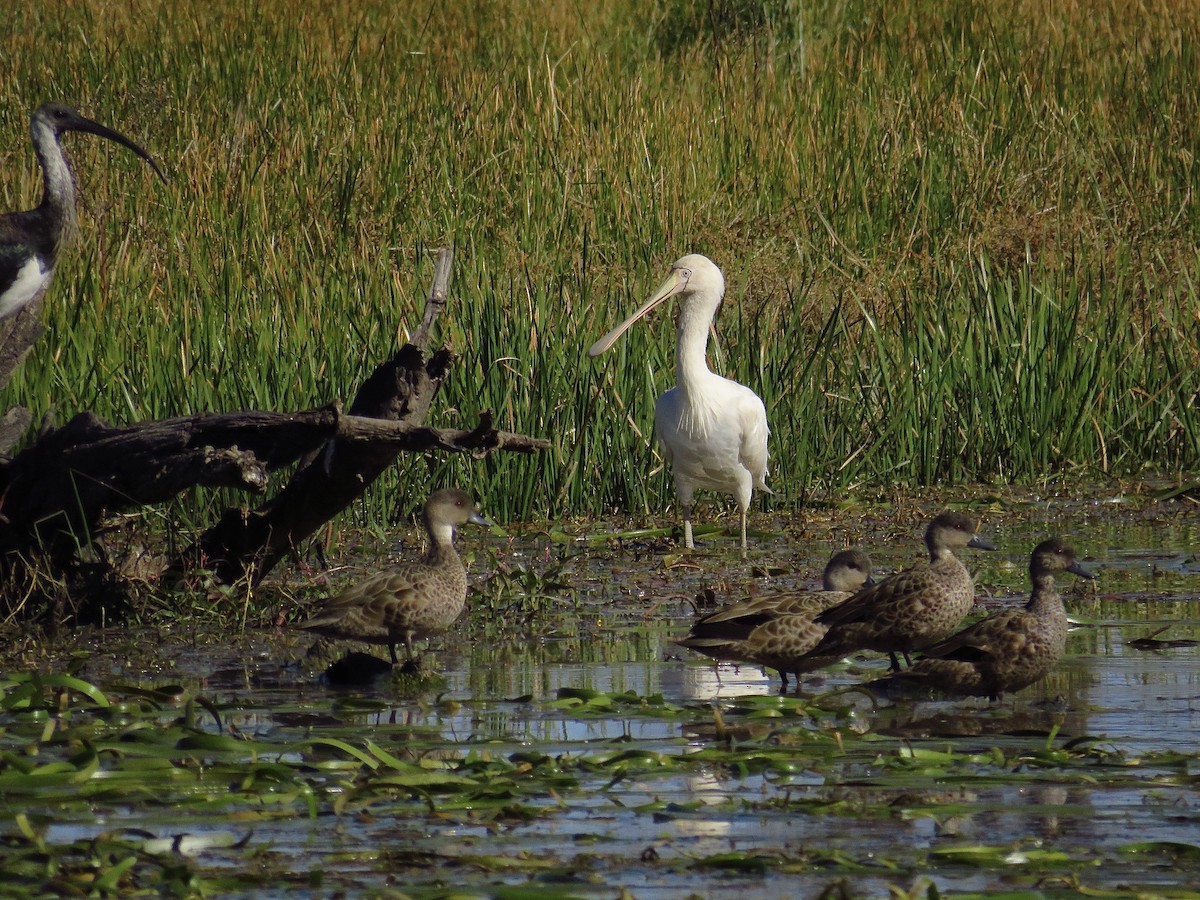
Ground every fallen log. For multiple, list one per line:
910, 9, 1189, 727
0, 295, 45, 456
0, 247, 549, 618
0, 403, 545, 564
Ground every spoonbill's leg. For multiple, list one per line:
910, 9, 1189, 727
677, 482, 696, 549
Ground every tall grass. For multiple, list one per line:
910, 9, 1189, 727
0, 0, 1196, 526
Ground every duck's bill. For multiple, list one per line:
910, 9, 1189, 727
587, 267, 687, 357
75, 116, 167, 183
468, 512, 495, 528
1067, 560, 1097, 579
968, 535, 999, 551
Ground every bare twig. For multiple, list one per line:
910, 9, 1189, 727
412, 246, 453, 350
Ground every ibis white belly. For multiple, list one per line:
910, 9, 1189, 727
0, 257, 52, 319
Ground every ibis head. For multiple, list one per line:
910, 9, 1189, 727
0, 103, 165, 320
30, 103, 166, 188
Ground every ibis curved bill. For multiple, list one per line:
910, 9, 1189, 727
0, 103, 166, 321
589, 254, 771, 554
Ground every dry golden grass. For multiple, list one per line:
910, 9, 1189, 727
0, 0, 1196, 520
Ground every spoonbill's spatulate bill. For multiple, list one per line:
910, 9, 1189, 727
589, 254, 770, 554
0, 103, 166, 320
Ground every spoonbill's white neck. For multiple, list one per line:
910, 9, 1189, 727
672, 298, 729, 437
675, 304, 714, 384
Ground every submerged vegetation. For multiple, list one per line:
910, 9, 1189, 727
1, 613, 1199, 897
0, 0, 1196, 528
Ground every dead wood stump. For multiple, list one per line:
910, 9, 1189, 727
0, 248, 549, 621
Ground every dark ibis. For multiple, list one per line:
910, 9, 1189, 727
0, 102, 165, 320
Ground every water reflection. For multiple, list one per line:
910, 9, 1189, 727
207, 566, 1200, 755
48, 498, 1200, 896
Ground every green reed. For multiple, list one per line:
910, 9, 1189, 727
0, 0, 1197, 527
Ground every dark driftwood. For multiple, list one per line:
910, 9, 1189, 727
0, 247, 549, 605
0, 404, 544, 565
0, 295, 45, 454
0, 296, 45, 393
0, 406, 31, 455
174, 247, 507, 587
411, 248, 453, 349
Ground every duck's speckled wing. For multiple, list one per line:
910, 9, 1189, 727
815, 564, 931, 627
678, 590, 850, 665
920, 609, 1035, 664
300, 565, 438, 638
697, 589, 840, 627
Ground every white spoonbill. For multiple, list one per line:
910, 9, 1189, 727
588, 254, 771, 553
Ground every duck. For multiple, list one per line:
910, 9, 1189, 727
882, 537, 1094, 700
588, 254, 770, 555
805, 511, 997, 671
675, 548, 874, 691
298, 488, 491, 668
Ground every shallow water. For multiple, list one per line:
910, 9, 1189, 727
6, 491, 1200, 897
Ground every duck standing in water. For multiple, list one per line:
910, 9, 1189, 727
676, 548, 874, 691
883, 537, 1094, 701
805, 512, 997, 671
588, 254, 770, 556
298, 488, 491, 669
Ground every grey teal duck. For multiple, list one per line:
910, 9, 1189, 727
805, 511, 997, 671
298, 488, 491, 667
675, 548, 873, 691
885, 537, 1094, 700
